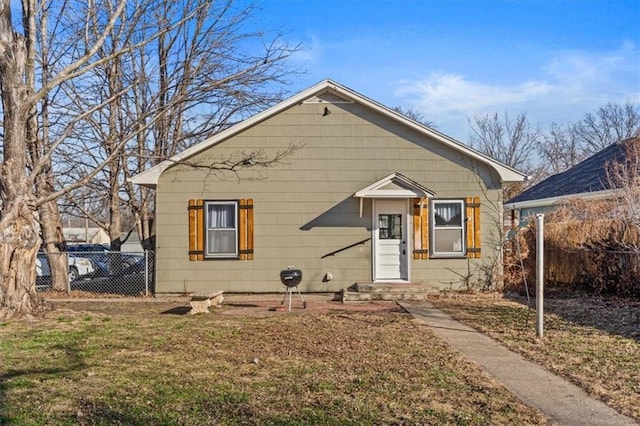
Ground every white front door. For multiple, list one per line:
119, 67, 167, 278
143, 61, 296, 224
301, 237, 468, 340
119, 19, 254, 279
373, 199, 409, 281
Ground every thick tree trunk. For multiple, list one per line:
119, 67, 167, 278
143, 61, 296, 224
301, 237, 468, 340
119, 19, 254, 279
109, 191, 124, 274
39, 200, 68, 292
109, 193, 122, 252
32, 8, 68, 292
137, 199, 155, 251
0, 202, 42, 318
0, 0, 44, 317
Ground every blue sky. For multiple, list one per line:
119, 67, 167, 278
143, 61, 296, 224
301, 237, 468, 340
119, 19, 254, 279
254, 0, 640, 141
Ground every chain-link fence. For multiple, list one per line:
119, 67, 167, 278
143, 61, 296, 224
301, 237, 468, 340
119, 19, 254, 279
36, 250, 155, 296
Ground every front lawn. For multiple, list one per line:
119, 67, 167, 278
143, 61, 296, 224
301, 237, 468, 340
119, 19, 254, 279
0, 300, 548, 425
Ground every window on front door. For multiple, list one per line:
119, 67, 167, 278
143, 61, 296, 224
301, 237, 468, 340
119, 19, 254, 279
379, 214, 402, 239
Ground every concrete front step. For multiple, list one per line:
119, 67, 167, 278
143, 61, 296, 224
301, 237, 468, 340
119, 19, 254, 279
340, 290, 430, 302
354, 282, 431, 294
339, 282, 435, 302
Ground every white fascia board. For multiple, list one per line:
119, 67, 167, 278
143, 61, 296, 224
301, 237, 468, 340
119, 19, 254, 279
128, 167, 164, 188
504, 189, 619, 210
357, 189, 424, 198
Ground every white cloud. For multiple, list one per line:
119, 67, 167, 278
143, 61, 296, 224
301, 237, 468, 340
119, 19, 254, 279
393, 43, 640, 141
396, 74, 554, 113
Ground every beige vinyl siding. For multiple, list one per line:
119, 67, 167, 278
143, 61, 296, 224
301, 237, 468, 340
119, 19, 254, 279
154, 95, 502, 294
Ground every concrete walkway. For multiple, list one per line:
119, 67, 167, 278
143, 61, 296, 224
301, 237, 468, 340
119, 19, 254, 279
399, 301, 638, 426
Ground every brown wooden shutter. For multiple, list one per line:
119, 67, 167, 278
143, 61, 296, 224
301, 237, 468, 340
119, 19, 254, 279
246, 198, 254, 260
421, 201, 429, 259
412, 198, 429, 259
188, 199, 204, 261
239, 198, 254, 260
466, 197, 481, 258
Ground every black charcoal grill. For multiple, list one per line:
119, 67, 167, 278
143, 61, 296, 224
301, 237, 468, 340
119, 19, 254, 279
280, 268, 306, 311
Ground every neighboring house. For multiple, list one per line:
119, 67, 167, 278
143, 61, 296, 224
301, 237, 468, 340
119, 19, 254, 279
504, 139, 634, 221
131, 79, 526, 294
120, 232, 144, 253
63, 227, 110, 245
64, 227, 144, 253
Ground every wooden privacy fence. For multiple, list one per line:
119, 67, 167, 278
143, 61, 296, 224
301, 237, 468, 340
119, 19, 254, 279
506, 219, 640, 298
543, 246, 640, 297
544, 247, 590, 286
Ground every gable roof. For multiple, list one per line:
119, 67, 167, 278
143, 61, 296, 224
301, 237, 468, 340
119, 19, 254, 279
354, 173, 436, 199
130, 79, 527, 188
505, 139, 631, 209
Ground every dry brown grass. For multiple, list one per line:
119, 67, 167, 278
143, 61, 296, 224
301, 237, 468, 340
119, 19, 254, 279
429, 292, 640, 421
0, 300, 549, 425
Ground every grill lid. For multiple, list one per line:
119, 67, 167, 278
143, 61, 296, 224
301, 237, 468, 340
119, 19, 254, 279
280, 269, 302, 287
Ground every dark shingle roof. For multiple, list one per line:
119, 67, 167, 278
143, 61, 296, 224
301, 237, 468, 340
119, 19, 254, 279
506, 140, 629, 205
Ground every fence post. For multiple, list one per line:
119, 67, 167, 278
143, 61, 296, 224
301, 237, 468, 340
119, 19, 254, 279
66, 252, 71, 294
145, 250, 149, 297
536, 213, 545, 338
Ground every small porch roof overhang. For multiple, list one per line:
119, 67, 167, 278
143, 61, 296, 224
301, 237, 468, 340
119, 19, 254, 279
353, 173, 435, 217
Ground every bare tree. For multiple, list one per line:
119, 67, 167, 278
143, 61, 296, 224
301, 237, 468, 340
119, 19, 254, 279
537, 123, 587, 176
536, 102, 639, 177
469, 112, 540, 171
0, 0, 141, 317
59, 0, 300, 252
468, 111, 542, 198
30, 2, 70, 291
0, 0, 299, 317
607, 137, 640, 231
574, 101, 640, 155
392, 106, 437, 128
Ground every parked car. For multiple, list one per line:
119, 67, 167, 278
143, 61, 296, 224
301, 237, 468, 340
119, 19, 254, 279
67, 244, 144, 276
71, 255, 150, 295
36, 251, 95, 287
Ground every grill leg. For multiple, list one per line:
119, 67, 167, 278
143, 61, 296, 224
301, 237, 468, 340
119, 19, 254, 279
288, 286, 293, 311
295, 286, 306, 308
282, 284, 304, 311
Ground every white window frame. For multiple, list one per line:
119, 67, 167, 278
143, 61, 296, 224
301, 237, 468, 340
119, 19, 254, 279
430, 199, 466, 258
204, 200, 239, 259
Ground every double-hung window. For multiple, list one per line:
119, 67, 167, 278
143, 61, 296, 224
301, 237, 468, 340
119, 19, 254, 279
205, 201, 238, 258
431, 199, 465, 257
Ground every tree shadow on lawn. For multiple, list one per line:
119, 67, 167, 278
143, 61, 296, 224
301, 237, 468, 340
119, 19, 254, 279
504, 291, 640, 342
0, 341, 86, 424
0, 339, 178, 425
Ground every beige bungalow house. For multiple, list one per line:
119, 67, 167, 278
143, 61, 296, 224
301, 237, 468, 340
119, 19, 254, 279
131, 80, 526, 295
